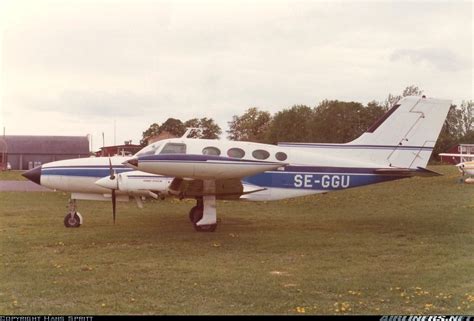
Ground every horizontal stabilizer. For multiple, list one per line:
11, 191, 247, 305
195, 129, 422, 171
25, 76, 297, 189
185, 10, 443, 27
374, 167, 441, 177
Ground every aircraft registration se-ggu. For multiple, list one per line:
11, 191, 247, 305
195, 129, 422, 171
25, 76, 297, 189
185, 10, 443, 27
23, 96, 451, 232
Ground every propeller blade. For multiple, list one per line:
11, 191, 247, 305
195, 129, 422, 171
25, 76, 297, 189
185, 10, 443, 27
112, 189, 116, 224
109, 158, 115, 179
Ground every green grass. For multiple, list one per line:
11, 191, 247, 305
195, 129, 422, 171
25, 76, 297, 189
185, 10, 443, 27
0, 170, 26, 181
0, 165, 473, 315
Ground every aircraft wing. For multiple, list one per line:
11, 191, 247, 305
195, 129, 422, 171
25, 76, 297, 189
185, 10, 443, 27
167, 177, 265, 200
439, 153, 474, 158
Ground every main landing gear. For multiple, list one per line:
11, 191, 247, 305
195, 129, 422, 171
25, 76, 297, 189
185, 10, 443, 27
188, 195, 217, 232
64, 199, 83, 228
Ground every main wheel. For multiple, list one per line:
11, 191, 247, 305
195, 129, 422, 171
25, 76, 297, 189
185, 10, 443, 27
64, 212, 81, 228
188, 206, 199, 222
189, 206, 217, 232
189, 206, 203, 224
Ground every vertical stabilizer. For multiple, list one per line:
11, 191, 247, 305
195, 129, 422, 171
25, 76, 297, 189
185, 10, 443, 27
348, 96, 451, 168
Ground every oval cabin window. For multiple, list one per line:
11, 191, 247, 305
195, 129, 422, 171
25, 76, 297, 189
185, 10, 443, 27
227, 148, 245, 159
252, 149, 270, 160
275, 152, 288, 161
202, 146, 221, 156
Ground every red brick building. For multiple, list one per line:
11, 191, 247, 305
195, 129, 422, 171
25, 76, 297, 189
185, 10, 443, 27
440, 144, 474, 164
96, 141, 142, 157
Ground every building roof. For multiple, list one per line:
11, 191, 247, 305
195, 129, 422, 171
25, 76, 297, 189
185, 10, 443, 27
2, 135, 90, 154
100, 144, 142, 150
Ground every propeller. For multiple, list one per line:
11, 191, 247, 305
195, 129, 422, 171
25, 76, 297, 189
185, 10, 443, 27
108, 158, 117, 224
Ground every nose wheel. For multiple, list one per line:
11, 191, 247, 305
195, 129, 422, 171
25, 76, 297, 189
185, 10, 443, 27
64, 212, 83, 228
64, 199, 83, 228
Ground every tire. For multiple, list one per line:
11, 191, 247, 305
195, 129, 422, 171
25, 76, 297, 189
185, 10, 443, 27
64, 213, 81, 228
188, 206, 199, 222
189, 206, 203, 224
189, 205, 217, 232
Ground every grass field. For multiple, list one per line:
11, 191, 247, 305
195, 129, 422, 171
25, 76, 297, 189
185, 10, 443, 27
0, 171, 26, 181
0, 165, 473, 315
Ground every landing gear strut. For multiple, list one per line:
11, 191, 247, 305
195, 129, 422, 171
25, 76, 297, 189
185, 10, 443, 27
64, 199, 83, 228
189, 194, 217, 232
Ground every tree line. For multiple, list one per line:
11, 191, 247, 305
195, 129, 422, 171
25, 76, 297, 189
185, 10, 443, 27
140, 117, 222, 145
140, 85, 473, 161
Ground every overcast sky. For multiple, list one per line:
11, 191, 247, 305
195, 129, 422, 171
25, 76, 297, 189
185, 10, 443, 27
0, 0, 472, 151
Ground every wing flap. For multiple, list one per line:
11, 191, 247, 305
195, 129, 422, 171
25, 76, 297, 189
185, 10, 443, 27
169, 178, 259, 200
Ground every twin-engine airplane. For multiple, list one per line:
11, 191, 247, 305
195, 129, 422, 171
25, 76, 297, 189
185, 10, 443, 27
23, 96, 451, 232
439, 152, 474, 183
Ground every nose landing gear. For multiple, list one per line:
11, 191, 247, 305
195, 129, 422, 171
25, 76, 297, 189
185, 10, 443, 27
64, 199, 83, 228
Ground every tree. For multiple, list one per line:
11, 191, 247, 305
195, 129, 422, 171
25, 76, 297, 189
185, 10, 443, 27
140, 122, 160, 146
183, 117, 222, 139
159, 118, 186, 137
431, 101, 474, 161
227, 107, 272, 142
358, 100, 386, 133
459, 100, 473, 136
265, 105, 313, 144
140, 118, 186, 146
432, 104, 462, 161
382, 85, 424, 109
312, 100, 372, 143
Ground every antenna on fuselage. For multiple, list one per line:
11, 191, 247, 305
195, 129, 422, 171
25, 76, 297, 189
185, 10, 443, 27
181, 127, 201, 138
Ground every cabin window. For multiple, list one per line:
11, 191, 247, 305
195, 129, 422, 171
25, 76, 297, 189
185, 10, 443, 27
275, 152, 288, 161
227, 148, 245, 159
202, 146, 221, 156
160, 143, 187, 154
252, 149, 270, 160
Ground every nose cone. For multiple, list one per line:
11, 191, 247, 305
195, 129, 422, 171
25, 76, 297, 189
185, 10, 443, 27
124, 158, 138, 168
95, 176, 118, 190
22, 166, 42, 185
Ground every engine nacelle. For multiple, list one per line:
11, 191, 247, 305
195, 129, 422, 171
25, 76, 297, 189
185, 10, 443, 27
95, 171, 172, 197
118, 172, 172, 195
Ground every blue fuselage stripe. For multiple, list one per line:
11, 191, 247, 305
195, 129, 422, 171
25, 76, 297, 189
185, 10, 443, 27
42, 167, 134, 178
243, 172, 403, 191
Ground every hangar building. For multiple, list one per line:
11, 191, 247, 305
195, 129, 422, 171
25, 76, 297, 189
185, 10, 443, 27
0, 135, 90, 170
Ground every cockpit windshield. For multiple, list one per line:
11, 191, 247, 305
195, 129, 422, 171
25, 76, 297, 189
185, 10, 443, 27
134, 143, 162, 157
159, 143, 186, 154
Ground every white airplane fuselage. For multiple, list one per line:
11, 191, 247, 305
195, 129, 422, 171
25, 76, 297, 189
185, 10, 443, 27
125, 137, 420, 201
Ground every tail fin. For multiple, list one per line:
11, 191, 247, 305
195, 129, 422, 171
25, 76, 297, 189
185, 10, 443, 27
349, 96, 451, 168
